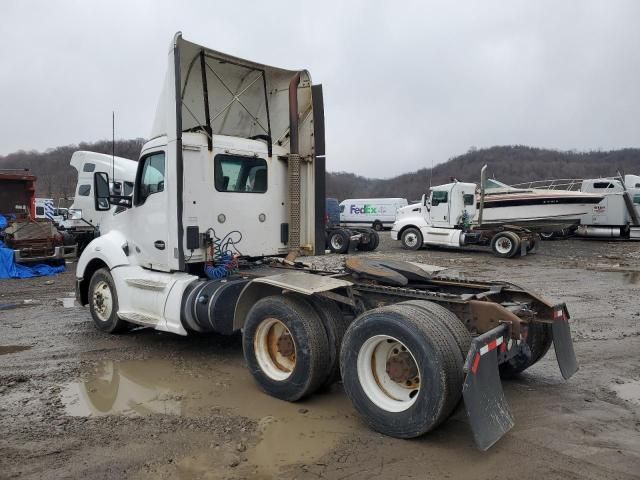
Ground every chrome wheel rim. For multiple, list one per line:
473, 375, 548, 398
330, 234, 345, 250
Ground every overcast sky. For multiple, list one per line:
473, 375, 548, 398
1, 0, 639, 177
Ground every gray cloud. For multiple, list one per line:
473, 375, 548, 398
1, 0, 638, 177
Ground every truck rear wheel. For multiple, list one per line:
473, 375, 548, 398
356, 230, 379, 252
372, 220, 383, 231
399, 300, 471, 362
307, 297, 352, 388
88, 268, 128, 334
328, 229, 350, 254
499, 322, 552, 378
490, 231, 520, 258
401, 227, 422, 251
340, 304, 463, 438
243, 295, 331, 401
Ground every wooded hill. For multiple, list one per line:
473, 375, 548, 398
1, 141, 638, 202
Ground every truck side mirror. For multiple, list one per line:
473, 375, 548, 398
94, 172, 111, 211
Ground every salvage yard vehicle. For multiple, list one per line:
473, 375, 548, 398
392, 166, 605, 257
0, 171, 76, 263
518, 175, 640, 240
391, 174, 537, 258
326, 197, 379, 253
59, 151, 138, 253
76, 33, 578, 450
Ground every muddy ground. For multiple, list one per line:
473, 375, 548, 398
1, 236, 639, 479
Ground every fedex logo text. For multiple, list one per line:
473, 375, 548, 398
350, 204, 378, 215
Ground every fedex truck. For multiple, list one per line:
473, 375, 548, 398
339, 197, 407, 230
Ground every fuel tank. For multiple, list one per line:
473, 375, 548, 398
182, 278, 250, 334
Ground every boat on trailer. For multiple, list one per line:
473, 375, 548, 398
478, 178, 604, 233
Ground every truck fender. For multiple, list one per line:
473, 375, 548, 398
76, 230, 131, 278
75, 230, 132, 306
233, 271, 352, 331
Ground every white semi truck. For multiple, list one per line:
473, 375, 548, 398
575, 175, 640, 239
391, 168, 538, 258
76, 33, 579, 450
59, 151, 138, 253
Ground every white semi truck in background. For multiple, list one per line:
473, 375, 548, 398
59, 151, 137, 253
575, 175, 640, 239
75, 33, 579, 450
514, 174, 640, 240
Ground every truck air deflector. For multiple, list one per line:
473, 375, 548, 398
156, 35, 313, 158
462, 324, 515, 451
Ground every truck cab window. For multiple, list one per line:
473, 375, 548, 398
82, 163, 96, 172
214, 154, 267, 193
123, 181, 134, 196
78, 184, 91, 196
36, 206, 44, 216
136, 153, 165, 205
463, 194, 474, 206
431, 191, 448, 206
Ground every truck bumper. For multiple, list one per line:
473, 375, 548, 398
390, 230, 399, 241
14, 245, 77, 264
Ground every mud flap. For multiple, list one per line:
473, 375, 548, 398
551, 305, 579, 380
462, 324, 514, 451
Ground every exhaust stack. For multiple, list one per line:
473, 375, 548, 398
286, 72, 301, 263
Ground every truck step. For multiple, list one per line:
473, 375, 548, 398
118, 311, 160, 326
125, 278, 168, 291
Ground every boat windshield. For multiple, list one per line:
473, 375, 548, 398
484, 178, 529, 194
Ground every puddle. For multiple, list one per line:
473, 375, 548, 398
62, 359, 358, 476
613, 379, 640, 406
0, 345, 32, 355
0, 300, 37, 311
622, 272, 640, 285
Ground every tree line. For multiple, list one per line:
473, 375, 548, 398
1, 140, 638, 203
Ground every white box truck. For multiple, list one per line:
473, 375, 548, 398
339, 198, 407, 231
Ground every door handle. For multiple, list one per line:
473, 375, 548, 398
154, 240, 165, 250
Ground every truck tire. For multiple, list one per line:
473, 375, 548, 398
328, 229, 350, 254
372, 220, 383, 231
356, 230, 379, 252
88, 268, 128, 334
340, 304, 463, 438
399, 300, 472, 362
490, 231, 520, 258
499, 322, 553, 378
307, 297, 352, 388
243, 294, 331, 402
401, 227, 422, 251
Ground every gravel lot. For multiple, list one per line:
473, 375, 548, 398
1, 235, 639, 479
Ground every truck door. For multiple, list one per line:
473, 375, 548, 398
127, 151, 170, 271
430, 188, 451, 228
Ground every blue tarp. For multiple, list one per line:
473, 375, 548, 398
0, 216, 65, 279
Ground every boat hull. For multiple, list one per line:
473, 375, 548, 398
478, 194, 603, 233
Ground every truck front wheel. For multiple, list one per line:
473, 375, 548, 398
243, 295, 331, 401
401, 228, 422, 250
88, 268, 128, 334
